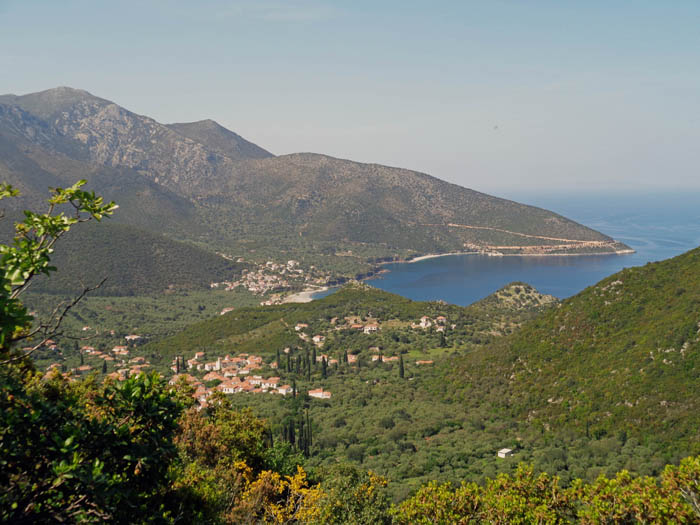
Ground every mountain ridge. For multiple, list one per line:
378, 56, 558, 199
1, 87, 632, 283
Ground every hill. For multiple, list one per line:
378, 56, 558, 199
1, 87, 631, 272
140, 282, 554, 368
445, 245, 700, 455
28, 222, 248, 296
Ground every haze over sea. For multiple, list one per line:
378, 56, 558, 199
318, 191, 700, 306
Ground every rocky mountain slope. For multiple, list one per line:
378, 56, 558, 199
1, 87, 630, 273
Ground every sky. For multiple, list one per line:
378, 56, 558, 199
1, 0, 699, 194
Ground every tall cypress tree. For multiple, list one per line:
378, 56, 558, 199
312, 346, 317, 366
79, 351, 84, 366
176, 356, 180, 374
298, 417, 305, 453
276, 349, 281, 369
292, 379, 297, 398
306, 409, 312, 448
322, 357, 327, 378
286, 351, 291, 372
399, 354, 405, 379
102, 360, 107, 374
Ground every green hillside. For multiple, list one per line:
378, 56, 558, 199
446, 246, 700, 455
28, 222, 247, 296
141, 282, 553, 369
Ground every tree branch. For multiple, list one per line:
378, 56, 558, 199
0, 277, 107, 365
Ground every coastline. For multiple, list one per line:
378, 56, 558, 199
280, 245, 635, 304
281, 286, 330, 303
387, 247, 635, 265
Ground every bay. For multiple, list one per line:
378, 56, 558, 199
316, 190, 700, 306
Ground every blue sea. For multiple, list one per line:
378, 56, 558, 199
317, 190, 700, 306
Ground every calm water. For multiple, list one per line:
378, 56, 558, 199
316, 191, 700, 306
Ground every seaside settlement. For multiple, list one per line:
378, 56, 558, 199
210, 259, 332, 305
39, 312, 452, 409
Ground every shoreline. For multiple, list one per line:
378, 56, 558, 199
281, 286, 330, 303
387, 248, 635, 265
280, 246, 635, 303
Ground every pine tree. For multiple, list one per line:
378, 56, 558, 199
399, 354, 405, 379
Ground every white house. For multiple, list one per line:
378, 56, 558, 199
497, 448, 515, 458
308, 388, 332, 399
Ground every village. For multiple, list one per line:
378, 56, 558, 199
41, 311, 452, 410
209, 259, 332, 301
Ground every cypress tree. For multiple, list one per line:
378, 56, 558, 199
399, 354, 405, 379
176, 356, 180, 374
312, 346, 317, 366
286, 351, 291, 372
322, 357, 327, 378
292, 379, 297, 398
298, 417, 305, 453
343, 349, 348, 364
79, 351, 84, 366
276, 349, 281, 369
306, 410, 312, 448
102, 360, 107, 374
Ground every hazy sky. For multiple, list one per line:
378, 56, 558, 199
2, 1, 699, 193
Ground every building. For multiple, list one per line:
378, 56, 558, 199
497, 448, 515, 458
363, 323, 379, 334
308, 388, 332, 399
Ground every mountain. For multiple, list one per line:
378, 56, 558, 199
1, 87, 631, 284
166, 119, 272, 160
446, 245, 700, 454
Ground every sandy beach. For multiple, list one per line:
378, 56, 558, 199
282, 286, 329, 303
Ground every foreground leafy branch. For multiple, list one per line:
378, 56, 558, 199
0, 180, 116, 357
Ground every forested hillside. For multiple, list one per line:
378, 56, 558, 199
28, 222, 248, 296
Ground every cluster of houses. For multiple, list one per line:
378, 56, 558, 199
414, 315, 449, 331
210, 259, 330, 297
44, 335, 150, 381
170, 351, 332, 409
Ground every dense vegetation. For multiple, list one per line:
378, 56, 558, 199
2, 161, 698, 522
20, 222, 247, 296
445, 247, 700, 456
